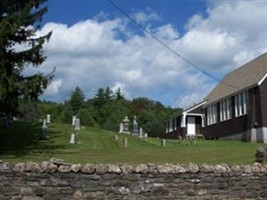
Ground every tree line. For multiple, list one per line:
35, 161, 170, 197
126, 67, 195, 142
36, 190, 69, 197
0, 0, 182, 137
35, 86, 182, 137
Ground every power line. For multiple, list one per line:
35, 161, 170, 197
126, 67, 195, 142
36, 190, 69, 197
107, 0, 234, 87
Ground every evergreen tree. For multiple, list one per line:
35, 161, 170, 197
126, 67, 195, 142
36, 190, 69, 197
104, 86, 114, 100
115, 88, 125, 100
69, 86, 85, 114
0, 0, 53, 116
93, 88, 106, 109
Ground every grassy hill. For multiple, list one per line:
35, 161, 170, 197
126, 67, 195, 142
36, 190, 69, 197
0, 121, 263, 164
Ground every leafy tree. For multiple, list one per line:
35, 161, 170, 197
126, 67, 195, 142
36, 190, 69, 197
36, 100, 64, 122
77, 108, 98, 127
101, 100, 130, 131
0, 0, 53, 117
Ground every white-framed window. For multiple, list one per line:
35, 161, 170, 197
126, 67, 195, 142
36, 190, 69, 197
207, 104, 217, 125
220, 99, 231, 121
235, 91, 248, 117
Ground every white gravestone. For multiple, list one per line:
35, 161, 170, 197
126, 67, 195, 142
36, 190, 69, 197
42, 119, 48, 129
72, 116, 76, 126
47, 114, 51, 124
69, 134, 75, 144
122, 116, 130, 134
74, 118, 81, 131
144, 133, 148, 138
123, 137, 128, 147
161, 139, 166, 147
132, 115, 139, 136
139, 127, 143, 138
119, 123, 123, 133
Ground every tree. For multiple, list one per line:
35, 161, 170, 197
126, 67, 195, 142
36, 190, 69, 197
104, 86, 114, 101
93, 88, 106, 110
115, 88, 125, 100
0, 0, 53, 116
69, 86, 85, 114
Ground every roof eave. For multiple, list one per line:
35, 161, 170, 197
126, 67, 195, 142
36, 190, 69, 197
258, 72, 267, 86
203, 84, 258, 108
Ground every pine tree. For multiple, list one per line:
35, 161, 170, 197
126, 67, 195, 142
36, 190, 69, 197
69, 86, 85, 114
115, 88, 125, 100
0, 0, 53, 116
104, 86, 114, 100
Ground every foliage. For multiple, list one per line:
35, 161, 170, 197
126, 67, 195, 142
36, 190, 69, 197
0, 0, 53, 116
115, 88, 125, 100
36, 86, 181, 137
36, 101, 64, 122
68, 86, 85, 115
77, 108, 98, 127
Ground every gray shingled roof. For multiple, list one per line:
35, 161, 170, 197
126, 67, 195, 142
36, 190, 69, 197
204, 52, 267, 106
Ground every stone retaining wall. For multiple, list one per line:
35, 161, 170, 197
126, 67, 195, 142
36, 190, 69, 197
1, 158, 267, 199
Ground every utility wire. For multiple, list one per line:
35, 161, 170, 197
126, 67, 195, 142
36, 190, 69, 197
107, 0, 240, 90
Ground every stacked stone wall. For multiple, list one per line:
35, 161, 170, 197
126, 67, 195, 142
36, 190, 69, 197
1, 159, 267, 199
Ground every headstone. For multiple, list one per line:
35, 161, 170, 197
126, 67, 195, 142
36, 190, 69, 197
122, 116, 130, 134
139, 127, 143, 138
42, 119, 47, 129
123, 137, 128, 147
69, 134, 75, 144
119, 123, 123, 133
132, 115, 139, 136
74, 118, 81, 131
72, 116, 77, 126
47, 114, 51, 124
161, 139, 166, 147
144, 133, 148, 138
114, 135, 119, 140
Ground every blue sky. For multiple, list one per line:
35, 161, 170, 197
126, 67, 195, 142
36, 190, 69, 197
37, 0, 267, 108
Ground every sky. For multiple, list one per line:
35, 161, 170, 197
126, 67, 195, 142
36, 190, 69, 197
34, 0, 267, 108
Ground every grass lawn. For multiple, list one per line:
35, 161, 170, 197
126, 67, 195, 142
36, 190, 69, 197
0, 120, 264, 165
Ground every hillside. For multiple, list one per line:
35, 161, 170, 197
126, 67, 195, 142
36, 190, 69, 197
0, 121, 262, 164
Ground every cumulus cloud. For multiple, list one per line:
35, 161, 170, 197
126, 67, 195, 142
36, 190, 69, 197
45, 79, 63, 95
131, 10, 160, 24
180, 1, 267, 71
38, 1, 267, 108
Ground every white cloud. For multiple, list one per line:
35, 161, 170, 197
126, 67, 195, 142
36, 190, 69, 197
38, 1, 267, 108
111, 81, 129, 98
131, 10, 160, 24
45, 79, 63, 95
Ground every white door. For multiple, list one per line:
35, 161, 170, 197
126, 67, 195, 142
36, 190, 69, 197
187, 117, 196, 135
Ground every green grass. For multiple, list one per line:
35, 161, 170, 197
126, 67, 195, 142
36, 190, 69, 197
0, 121, 263, 165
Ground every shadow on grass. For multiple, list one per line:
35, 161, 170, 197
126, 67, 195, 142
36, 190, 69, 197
0, 120, 68, 158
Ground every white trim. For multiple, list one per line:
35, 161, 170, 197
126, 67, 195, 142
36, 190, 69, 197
234, 91, 248, 117
181, 114, 186, 128
258, 72, 267, 86
207, 104, 217, 125
183, 101, 206, 114
186, 113, 203, 116
204, 85, 255, 108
